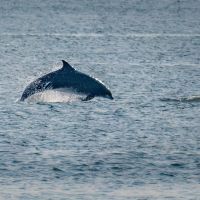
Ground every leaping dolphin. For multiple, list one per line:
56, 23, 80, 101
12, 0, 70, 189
20, 60, 113, 101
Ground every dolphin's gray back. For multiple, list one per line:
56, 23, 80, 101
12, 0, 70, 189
63, 71, 108, 95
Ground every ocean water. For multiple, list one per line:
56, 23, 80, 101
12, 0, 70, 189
0, 0, 200, 199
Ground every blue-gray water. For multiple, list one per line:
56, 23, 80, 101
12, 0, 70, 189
0, 0, 200, 199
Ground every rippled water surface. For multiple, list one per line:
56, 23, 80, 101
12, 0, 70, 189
0, 0, 200, 199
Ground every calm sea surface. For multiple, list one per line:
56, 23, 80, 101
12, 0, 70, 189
0, 0, 200, 199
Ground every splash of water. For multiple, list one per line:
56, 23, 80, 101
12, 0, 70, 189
25, 90, 86, 103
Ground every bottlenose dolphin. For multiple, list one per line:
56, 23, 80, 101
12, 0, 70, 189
20, 60, 113, 101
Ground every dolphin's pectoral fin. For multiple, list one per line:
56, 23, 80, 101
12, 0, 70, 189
82, 94, 95, 101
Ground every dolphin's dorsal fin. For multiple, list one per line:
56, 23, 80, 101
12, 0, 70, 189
62, 60, 75, 71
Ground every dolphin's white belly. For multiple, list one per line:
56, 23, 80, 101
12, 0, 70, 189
26, 87, 87, 103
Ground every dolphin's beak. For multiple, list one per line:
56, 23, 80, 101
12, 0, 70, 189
104, 93, 113, 100
109, 94, 114, 100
